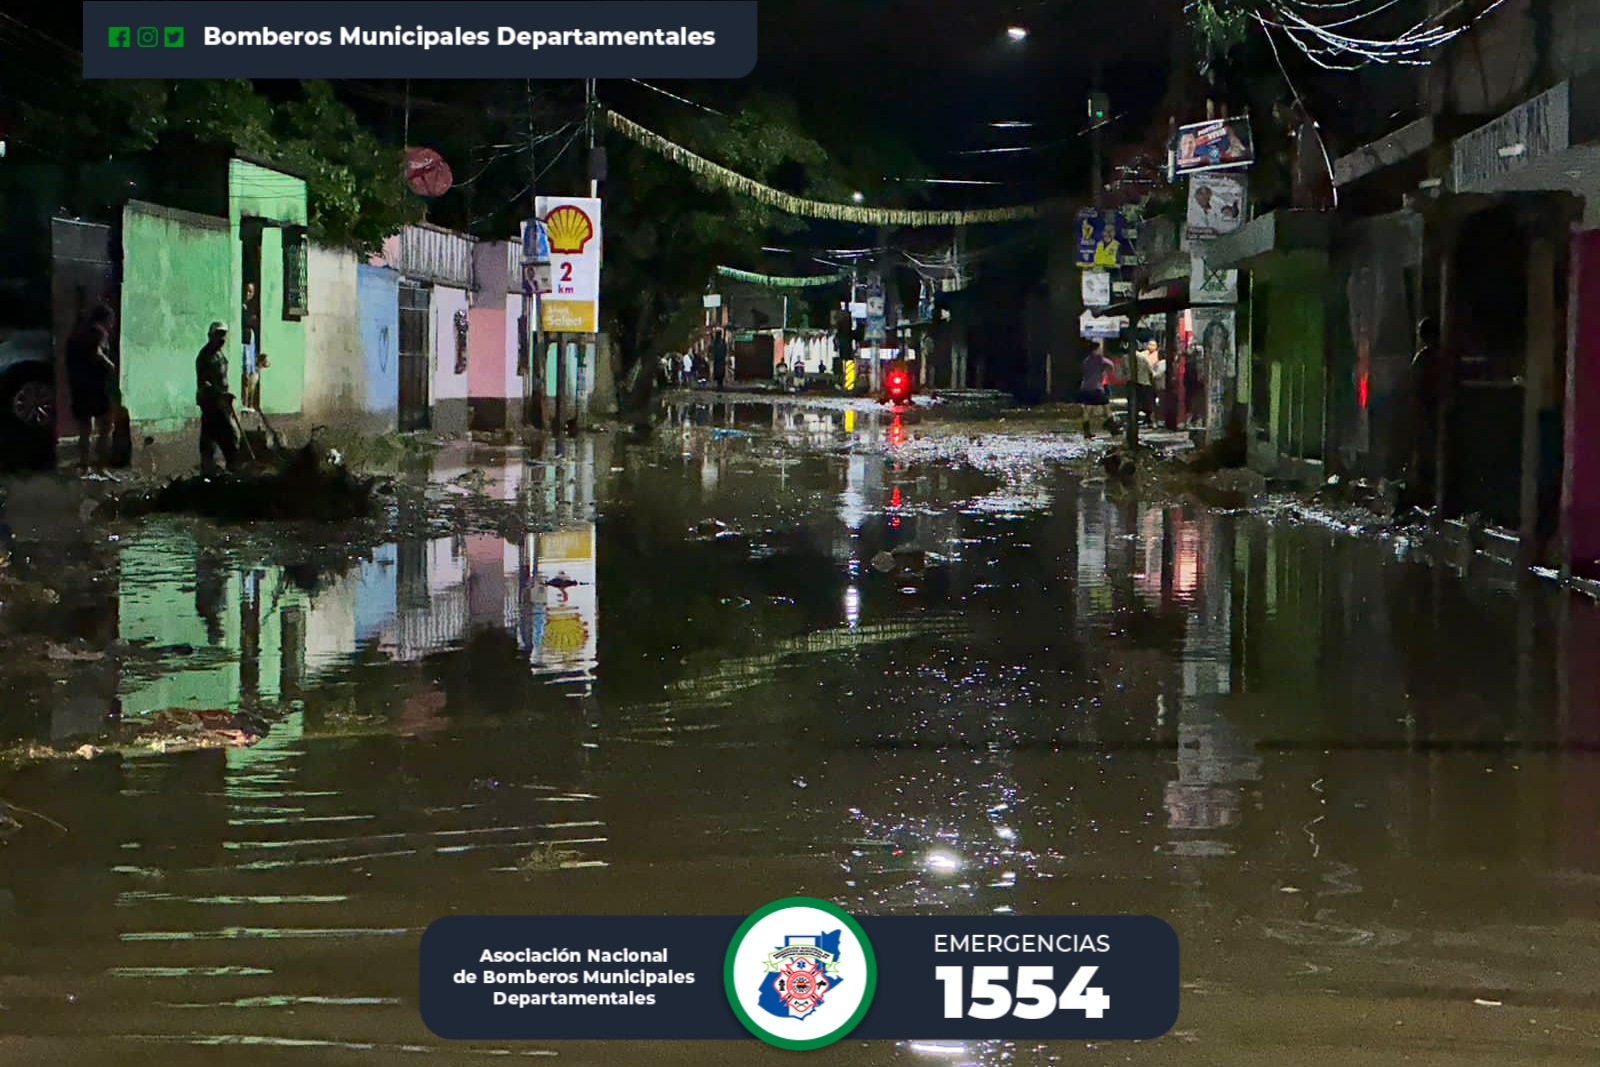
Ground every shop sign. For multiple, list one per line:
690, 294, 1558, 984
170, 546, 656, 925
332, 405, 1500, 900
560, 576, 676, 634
1452, 81, 1571, 192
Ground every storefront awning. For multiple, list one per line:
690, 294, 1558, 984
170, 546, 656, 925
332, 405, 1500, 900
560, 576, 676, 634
1334, 116, 1436, 188
1204, 210, 1332, 270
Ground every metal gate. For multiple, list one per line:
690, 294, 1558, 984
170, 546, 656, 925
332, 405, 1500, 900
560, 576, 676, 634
398, 283, 432, 432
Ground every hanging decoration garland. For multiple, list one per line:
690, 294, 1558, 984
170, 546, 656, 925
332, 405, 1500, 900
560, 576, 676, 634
606, 110, 1044, 227
715, 267, 848, 288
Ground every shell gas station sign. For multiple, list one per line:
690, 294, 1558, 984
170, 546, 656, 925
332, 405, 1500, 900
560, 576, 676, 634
531, 196, 602, 333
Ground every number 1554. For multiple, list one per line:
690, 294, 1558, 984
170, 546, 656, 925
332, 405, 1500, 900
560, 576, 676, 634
933, 965, 1111, 1020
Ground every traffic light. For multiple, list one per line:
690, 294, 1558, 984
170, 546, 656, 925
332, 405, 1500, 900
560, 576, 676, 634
1088, 93, 1109, 123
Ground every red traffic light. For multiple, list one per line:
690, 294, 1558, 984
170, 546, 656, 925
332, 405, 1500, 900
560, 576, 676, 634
886, 370, 911, 400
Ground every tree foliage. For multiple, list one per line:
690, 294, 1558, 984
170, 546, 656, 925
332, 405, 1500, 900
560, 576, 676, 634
599, 94, 851, 380
1190, 0, 1252, 69
12, 77, 419, 252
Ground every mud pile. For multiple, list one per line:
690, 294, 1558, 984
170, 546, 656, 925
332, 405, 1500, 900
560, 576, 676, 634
102, 443, 390, 523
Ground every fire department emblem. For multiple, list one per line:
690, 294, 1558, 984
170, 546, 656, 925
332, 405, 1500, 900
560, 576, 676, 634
725, 897, 879, 1050
760, 935, 842, 1020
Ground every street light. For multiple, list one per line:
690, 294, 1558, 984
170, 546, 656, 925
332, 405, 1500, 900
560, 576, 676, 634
1006, 26, 1029, 41
852, 191, 865, 204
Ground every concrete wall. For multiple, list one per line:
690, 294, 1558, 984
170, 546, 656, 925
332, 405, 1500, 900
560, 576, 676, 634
1437, 0, 1600, 115
357, 264, 400, 428
432, 284, 471, 435
119, 201, 232, 431
229, 160, 307, 419
302, 244, 364, 423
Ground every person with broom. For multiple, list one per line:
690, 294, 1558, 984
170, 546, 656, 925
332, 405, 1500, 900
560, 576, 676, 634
195, 321, 240, 476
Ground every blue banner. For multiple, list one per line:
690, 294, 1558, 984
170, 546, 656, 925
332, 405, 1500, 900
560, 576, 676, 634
1075, 209, 1136, 269
419, 909, 1179, 1045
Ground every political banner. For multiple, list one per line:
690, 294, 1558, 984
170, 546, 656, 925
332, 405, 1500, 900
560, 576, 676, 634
1185, 174, 1247, 240
1076, 208, 1137, 269
1191, 307, 1237, 380
1080, 310, 1128, 340
1082, 270, 1112, 309
1172, 116, 1254, 175
1189, 254, 1237, 304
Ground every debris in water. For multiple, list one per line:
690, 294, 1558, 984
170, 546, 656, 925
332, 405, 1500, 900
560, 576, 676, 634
1473, 998, 1503, 1008
516, 843, 586, 872
103, 443, 385, 524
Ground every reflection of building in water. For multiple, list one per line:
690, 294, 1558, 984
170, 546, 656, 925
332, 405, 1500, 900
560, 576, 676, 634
1165, 511, 1260, 837
1074, 492, 1119, 616
117, 534, 304, 718
114, 445, 606, 722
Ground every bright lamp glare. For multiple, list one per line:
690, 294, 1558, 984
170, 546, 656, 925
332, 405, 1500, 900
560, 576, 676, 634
851, 191, 865, 204
1006, 26, 1029, 41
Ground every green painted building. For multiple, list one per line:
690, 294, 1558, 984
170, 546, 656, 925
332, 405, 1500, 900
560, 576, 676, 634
119, 157, 309, 432
1204, 211, 1335, 484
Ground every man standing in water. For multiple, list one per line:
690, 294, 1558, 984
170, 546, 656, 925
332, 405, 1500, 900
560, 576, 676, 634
195, 321, 239, 475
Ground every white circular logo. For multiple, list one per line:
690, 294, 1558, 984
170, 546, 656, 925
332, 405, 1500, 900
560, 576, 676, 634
724, 897, 877, 1050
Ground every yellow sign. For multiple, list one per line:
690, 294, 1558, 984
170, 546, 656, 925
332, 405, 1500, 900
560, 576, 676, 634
541, 299, 597, 333
843, 360, 857, 392
539, 528, 594, 562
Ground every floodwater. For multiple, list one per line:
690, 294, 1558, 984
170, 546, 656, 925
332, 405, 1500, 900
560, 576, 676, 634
2, 397, 1599, 1065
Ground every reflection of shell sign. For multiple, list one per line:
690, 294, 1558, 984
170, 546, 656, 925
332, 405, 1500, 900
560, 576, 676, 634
544, 205, 595, 255
542, 612, 589, 653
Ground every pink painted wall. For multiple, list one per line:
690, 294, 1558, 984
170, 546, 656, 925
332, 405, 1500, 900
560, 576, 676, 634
467, 239, 523, 403
504, 293, 528, 400
467, 307, 506, 399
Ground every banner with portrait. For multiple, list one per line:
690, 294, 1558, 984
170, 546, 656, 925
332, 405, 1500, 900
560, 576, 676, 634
1172, 117, 1254, 176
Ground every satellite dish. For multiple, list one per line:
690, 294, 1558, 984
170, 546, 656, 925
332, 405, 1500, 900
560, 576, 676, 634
405, 147, 453, 198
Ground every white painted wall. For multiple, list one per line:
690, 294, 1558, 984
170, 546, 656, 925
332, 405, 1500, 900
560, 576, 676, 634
432, 284, 470, 404
303, 245, 364, 421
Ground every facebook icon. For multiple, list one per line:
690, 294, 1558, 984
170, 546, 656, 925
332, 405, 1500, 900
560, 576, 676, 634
107, 26, 130, 48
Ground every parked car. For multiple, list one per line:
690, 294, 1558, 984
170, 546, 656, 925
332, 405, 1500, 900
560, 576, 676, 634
0, 330, 56, 467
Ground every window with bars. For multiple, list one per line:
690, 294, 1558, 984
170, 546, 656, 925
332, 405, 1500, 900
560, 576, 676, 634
282, 226, 308, 320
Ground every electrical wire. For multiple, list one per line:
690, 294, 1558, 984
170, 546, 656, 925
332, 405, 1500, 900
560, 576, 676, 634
628, 79, 725, 116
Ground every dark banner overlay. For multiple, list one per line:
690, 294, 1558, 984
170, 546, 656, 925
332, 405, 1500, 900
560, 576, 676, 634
420, 913, 1179, 1043
82, 1, 758, 79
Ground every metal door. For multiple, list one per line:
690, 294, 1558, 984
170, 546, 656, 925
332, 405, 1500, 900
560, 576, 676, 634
398, 283, 432, 432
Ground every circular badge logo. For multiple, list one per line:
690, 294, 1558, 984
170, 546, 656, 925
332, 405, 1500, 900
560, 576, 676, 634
724, 897, 877, 1050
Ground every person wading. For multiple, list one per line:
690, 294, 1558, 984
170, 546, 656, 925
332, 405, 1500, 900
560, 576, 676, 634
195, 321, 240, 475
1076, 342, 1111, 438
65, 304, 117, 472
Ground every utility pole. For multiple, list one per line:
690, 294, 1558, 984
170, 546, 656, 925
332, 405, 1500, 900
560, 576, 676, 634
1089, 63, 1104, 208
526, 79, 548, 432
1089, 66, 1138, 453
586, 79, 599, 199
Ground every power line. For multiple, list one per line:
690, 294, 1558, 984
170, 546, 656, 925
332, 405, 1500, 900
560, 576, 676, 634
627, 79, 724, 116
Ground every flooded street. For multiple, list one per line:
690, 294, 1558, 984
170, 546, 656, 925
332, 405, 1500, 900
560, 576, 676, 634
3, 397, 1600, 1064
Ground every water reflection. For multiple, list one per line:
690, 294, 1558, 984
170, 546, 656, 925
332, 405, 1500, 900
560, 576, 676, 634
4, 399, 1600, 1064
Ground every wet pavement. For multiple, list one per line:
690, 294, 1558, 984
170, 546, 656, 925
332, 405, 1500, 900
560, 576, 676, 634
2, 396, 1600, 1064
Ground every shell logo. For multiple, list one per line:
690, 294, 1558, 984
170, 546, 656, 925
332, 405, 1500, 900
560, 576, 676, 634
544, 205, 595, 255
542, 613, 589, 654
